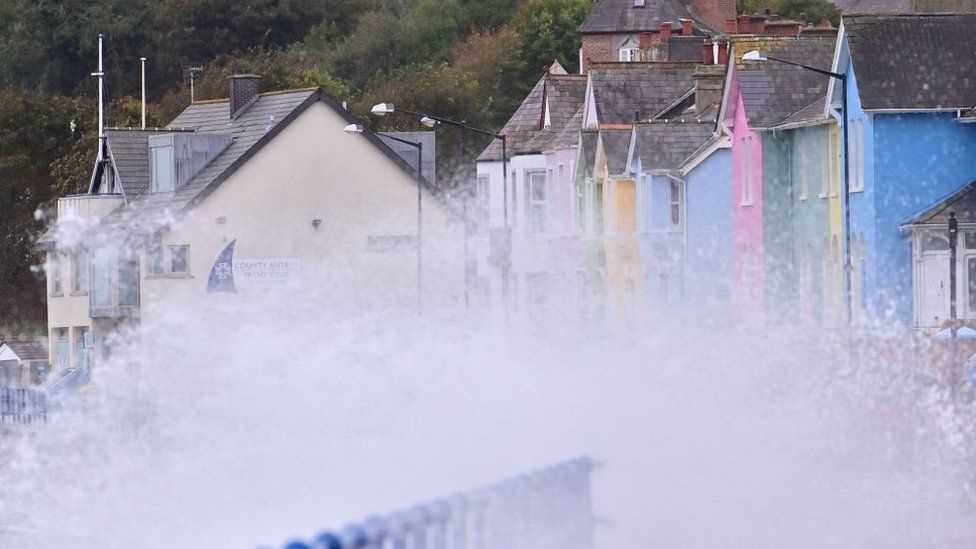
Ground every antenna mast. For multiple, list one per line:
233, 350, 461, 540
92, 34, 104, 141
141, 57, 147, 129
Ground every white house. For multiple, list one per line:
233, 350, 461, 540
39, 76, 466, 370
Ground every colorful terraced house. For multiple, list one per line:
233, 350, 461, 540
829, 13, 976, 327
719, 34, 837, 321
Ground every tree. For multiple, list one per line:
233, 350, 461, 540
514, 0, 591, 96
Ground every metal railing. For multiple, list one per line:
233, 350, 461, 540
0, 387, 48, 425
271, 456, 594, 549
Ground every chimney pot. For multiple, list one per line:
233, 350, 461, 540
716, 40, 729, 65
229, 74, 261, 119
679, 18, 693, 35
660, 21, 672, 40
702, 39, 714, 64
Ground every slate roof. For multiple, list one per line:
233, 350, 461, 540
830, 0, 913, 12
589, 63, 697, 126
845, 14, 976, 110
633, 121, 715, 171
95, 88, 441, 235
580, 130, 599, 174
1, 339, 47, 361
579, 0, 698, 33
105, 129, 179, 199
774, 94, 829, 127
601, 129, 633, 175
735, 36, 836, 129
524, 75, 588, 153
552, 106, 585, 150
903, 181, 976, 226
478, 77, 545, 161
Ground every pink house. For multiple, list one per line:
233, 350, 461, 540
720, 60, 765, 316
719, 36, 837, 320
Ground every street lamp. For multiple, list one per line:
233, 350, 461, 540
344, 123, 424, 307
371, 102, 510, 307
743, 50, 854, 327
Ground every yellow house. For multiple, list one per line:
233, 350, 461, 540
39, 78, 465, 371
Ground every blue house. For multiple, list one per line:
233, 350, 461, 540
831, 14, 976, 327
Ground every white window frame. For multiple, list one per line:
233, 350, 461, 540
53, 328, 69, 368
798, 144, 808, 201
477, 175, 490, 228
740, 136, 754, 206
828, 131, 839, 197
146, 243, 190, 277
70, 250, 89, 295
618, 37, 640, 62
48, 251, 63, 296
151, 145, 175, 193
525, 170, 548, 236
669, 179, 682, 229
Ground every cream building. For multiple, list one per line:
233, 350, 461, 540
39, 77, 465, 372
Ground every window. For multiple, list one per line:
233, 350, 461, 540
819, 135, 829, 198
73, 326, 90, 368
856, 119, 865, 191
148, 243, 165, 275
477, 175, 490, 227
828, 131, 839, 197
798, 144, 808, 200
618, 37, 640, 62
558, 164, 565, 187
169, 245, 189, 273
634, 0, 645, 6
71, 250, 89, 295
147, 243, 190, 276
91, 248, 112, 307
966, 232, 976, 249
151, 145, 174, 192
619, 47, 640, 62
669, 180, 682, 228
740, 137, 753, 206
526, 170, 547, 235
49, 251, 63, 296
118, 258, 140, 306
922, 233, 950, 252
510, 170, 517, 226
969, 257, 976, 313
53, 328, 69, 368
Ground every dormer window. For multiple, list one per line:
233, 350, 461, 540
151, 145, 174, 192
619, 37, 640, 62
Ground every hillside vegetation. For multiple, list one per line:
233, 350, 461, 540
0, 0, 593, 325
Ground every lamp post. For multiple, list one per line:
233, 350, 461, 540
743, 51, 853, 326
950, 211, 959, 332
371, 103, 510, 307
344, 123, 424, 308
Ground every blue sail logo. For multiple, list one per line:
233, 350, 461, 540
207, 239, 237, 293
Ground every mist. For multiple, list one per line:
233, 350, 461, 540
2, 285, 975, 548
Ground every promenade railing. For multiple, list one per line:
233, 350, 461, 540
271, 456, 594, 549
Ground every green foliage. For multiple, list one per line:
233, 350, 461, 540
0, 0, 592, 326
514, 0, 590, 85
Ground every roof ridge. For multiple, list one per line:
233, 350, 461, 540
191, 86, 321, 105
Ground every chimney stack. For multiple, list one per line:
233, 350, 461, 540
660, 21, 672, 41
639, 32, 653, 49
679, 18, 693, 35
693, 64, 726, 111
229, 74, 260, 119
702, 39, 714, 64
716, 40, 729, 65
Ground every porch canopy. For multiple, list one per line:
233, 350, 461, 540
901, 180, 976, 229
